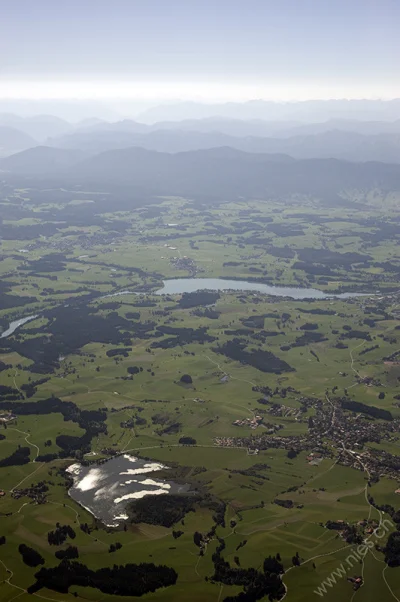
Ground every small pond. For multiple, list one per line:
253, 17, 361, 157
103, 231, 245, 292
0, 314, 38, 339
67, 454, 191, 527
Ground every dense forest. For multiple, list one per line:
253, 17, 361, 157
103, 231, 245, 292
214, 339, 294, 374
211, 538, 285, 601
19, 544, 45, 567
341, 399, 393, 421
128, 494, 197, 528
28, 560, 178, 596
0, 446, 30, 467
385, 531, 400, 567
0, 396, 107, 456
48, 524, 76, 546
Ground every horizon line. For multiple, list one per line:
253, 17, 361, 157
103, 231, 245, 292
1, 97, 400, 105
1, 79, 400, 103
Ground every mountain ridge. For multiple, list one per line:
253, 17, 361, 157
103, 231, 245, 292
2, 144, 400, 203
48, 127, 400, 163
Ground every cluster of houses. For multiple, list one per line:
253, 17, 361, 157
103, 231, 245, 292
232, 415, 263, 429
0, 412, 16, 424
11, 481, 48, 504
348, 576, 363, 590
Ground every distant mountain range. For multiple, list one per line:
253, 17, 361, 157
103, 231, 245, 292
0, 113, 72, 142
54, 115, 400, 139
0, 126, 37, 156
0, 146, 88, 174
3, 111, 400, 162
2, 145, 400, 204
136, 99, 400, 124
1, 98, 400, 124
2, 101, 400, 205
49, 127, 400, 163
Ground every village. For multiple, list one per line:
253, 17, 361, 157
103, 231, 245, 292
215, 391, 400, 487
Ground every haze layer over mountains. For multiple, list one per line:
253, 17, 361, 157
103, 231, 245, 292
2, 99, 400, 205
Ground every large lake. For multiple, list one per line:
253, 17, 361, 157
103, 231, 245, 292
155, 278, 362, 300
0, 279, 364, 340
67, 454, 190, 527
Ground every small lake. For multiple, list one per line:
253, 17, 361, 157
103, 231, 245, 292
155, 278, 362, 300
0, 314, 38, 339
67, 454, 190, 527
100, 290, 137, 299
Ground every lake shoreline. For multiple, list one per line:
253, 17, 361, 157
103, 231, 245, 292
0, 277, 375, 340
154, 277, 369, 299
66, 454, 191, 527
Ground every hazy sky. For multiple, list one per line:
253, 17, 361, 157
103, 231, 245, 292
1, 0, 399, 101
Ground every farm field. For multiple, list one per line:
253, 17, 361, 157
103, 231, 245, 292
0, 185, 400, 602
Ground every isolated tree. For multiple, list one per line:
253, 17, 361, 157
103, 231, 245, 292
180, 374, 193, 384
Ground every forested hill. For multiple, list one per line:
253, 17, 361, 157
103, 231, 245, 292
2, 145, 400, 203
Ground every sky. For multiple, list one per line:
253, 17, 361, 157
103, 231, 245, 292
1, 0, 399, 102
